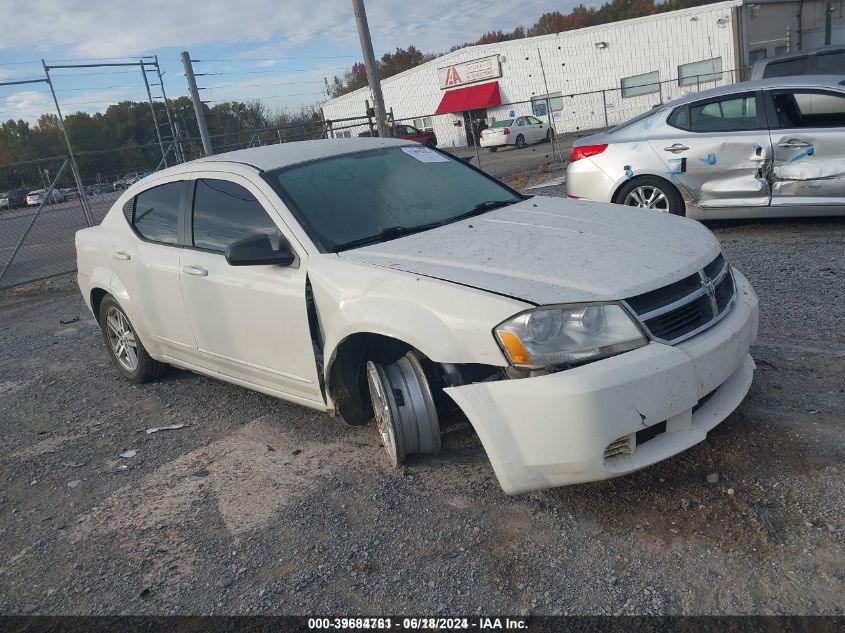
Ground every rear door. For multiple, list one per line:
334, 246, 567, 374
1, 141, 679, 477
525, 116, 546, 142
108, 178, 200, 363
766, 87, 845, 208
648, 91, 773, 208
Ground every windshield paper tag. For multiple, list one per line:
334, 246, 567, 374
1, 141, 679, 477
401, 146, 449, 163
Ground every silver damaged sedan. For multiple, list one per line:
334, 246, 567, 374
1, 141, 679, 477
566, 76, 845, 219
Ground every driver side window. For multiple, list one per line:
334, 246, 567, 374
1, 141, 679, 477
192, 178, 282, 253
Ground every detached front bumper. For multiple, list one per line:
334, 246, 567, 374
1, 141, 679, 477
445, 268, 759, 495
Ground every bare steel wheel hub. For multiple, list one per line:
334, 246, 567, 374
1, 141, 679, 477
366, 352, 441, 467
623, 185, 669, 211
105, 306, 139, 372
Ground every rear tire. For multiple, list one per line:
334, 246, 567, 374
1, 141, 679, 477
425, 138, 436, 148
614, 176, 685, 216
515, 135, 526, 149
546, 129, 554, 143
488, 147, 498, 152
99, 295, 166, 384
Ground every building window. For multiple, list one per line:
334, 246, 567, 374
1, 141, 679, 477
749, 49, 767, 65
531, 93, 563, 116
774, 46, 788, 56
678, 57, 723, 87
413, 116, 433, 131
620, 71, 660, 98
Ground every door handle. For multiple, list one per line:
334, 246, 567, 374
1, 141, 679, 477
182, 265, 208, 277
663, 144, 689, 153
111, 250, 131, 261
778, 139, 811, 148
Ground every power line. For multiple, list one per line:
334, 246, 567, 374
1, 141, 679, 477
205, 92, 326, 103
196, 55, 359, 62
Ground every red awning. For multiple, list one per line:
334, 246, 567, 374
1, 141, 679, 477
434, 81, 501, 115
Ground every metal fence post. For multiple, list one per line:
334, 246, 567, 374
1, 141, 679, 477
602, 90, 609, 131
41, 61, 94, 227
154, 55, 183, 163
141, 61, 168, 168
537, 47, 559, 165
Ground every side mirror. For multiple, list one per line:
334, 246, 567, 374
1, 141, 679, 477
224, 233, 295, 267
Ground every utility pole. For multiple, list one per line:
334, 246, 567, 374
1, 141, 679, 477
352, 0, 389, 138
141, 61, 168, 168
181, 51, 213, 156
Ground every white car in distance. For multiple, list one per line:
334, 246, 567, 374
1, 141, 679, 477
75, 138, 758, 494
479, 116, 553, 152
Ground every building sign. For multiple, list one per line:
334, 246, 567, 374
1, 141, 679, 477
437, 55, 501, 90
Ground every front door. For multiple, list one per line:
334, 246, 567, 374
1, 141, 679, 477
463, 108, 487, 146
178, 174, 323, 405
766, 87, 845, 208
649, 91, 773, 208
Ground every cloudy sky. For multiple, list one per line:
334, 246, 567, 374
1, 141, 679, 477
0, 0, 583, 122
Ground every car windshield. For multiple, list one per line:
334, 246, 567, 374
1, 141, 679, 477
266, 146, 523, 252
490, 119, 514, 128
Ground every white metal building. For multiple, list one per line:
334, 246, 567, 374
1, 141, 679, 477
321, 0, 744, 148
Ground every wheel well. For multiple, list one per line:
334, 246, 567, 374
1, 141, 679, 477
90, 288, 109, 325
611, 174, 680, 205
326, 333, 411, 426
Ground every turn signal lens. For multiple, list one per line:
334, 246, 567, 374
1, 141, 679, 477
495, 330, 532, 366
570, 144, 608, 162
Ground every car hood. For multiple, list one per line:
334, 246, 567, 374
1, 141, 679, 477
337, 196, 721, 305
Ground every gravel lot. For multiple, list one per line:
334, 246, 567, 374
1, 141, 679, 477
0, 196, 842, 615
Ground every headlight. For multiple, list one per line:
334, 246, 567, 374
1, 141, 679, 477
494, 303, 647, 369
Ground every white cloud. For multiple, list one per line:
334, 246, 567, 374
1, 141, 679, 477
0, 0, 567, 58
1, 87, 138, 122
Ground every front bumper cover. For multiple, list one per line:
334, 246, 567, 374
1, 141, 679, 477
444, 268, 759, 494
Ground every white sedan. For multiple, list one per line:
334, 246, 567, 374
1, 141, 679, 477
27, 188, 66, 206
479, 116, 553, 152
76, 138, 758, 494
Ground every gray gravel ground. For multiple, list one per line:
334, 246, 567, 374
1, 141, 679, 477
0, 200, 843, 615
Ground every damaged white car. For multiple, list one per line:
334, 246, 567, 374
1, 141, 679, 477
76, 138, 758, 494
567, 76, 845, 219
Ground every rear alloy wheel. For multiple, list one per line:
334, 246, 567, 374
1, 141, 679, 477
515, 134, 526, 149
366, 352, 441, 467
99, 295, 166, 383
615, 177, 685, 216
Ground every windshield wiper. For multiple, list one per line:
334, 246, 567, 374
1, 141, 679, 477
331, 223, 442, 253
331, 199, 520, 253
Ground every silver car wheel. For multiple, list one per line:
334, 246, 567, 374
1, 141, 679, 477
105, 306, 138, 372
624, 186, 669, 211
366, 353, 441, 467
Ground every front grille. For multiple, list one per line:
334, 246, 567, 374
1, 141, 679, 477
623, 253, 736, 344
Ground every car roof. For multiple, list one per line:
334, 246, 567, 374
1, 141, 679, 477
668, 76, 845, 106
191, 137, 414, 172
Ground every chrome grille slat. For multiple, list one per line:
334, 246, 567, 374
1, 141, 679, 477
623, 254, 736, 345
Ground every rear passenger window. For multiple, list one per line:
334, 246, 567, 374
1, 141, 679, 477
192, 179, 282, 253
132, 182, 183, 244
762, 56, 809, 78
688, 95, 761, 132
